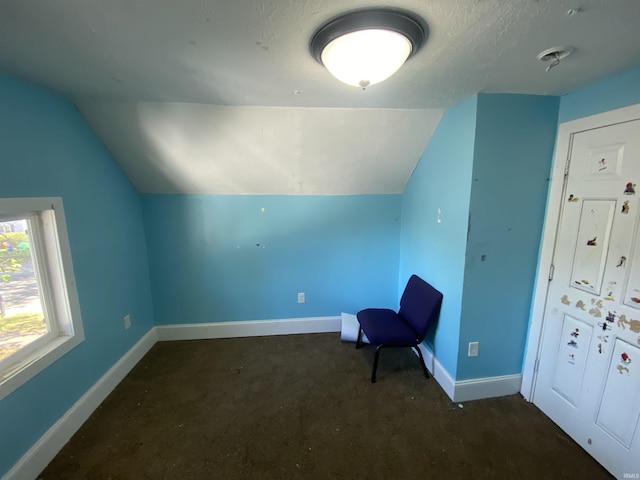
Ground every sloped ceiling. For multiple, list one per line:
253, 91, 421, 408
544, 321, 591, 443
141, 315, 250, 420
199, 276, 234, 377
1, 0, 639, 194
78, 103, 442, 194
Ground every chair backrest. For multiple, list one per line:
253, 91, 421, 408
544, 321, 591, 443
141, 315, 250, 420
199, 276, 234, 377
398, 274, 443, 340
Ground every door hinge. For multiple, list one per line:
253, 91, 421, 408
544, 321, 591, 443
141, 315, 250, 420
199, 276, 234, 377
534, 358, 540, 374
548, 264, 555, 281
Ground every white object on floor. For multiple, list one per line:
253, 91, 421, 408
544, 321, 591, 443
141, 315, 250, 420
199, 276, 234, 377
340, 312, 370, 344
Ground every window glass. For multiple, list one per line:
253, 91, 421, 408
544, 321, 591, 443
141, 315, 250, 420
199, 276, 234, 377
0, 218, 49, 361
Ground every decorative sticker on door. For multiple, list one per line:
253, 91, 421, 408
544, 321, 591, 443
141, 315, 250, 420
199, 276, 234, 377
597, 332, 609, 354
596, 336, 608, 354
621, 201, 630, 214
598, 158, 607, 172
623, 182, 636, 195
576, 299, 587, 310
616, 352, 631, 375
570, 200, 616, 296
589, 298, 603, 317
617, 315, 640, 333
561, 294, 571, 305
617, 364, 630, 375
568, 194, 580, 203
597, 321, 613, 332
604, 281, 617, 302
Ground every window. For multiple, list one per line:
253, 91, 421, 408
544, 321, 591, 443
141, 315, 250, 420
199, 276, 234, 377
0, 198, 83, 400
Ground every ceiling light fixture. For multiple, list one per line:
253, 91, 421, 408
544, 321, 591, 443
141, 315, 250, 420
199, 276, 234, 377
310, 9, 427, 90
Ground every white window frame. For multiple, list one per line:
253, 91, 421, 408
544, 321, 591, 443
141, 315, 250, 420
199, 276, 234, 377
0, 197, 84, 401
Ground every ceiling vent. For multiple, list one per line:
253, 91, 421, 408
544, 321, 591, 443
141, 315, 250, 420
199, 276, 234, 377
537, 46, 575, 72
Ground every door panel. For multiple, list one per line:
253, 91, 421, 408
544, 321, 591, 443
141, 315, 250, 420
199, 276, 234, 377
595, 339, 640, 448
570, 199, 616, 295
534, 119, 640, 478
623, 206, 640, 310
584, 143, 625, 181
551, 314, 593, 405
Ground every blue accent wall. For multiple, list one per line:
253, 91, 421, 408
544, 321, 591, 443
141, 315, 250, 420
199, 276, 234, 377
399, 96, 478, 377
142, 194, 401, 324
457, 94, 559, 380
0, 75, 155, 478
559, 66, 640, 123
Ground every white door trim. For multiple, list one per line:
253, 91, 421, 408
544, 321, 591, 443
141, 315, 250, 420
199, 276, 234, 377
521, 103, 640, 401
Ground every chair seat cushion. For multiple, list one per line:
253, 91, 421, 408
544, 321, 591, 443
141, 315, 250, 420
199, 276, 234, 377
356, 308, 420, 345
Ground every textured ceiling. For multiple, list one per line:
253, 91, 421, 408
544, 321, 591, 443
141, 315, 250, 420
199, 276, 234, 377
1, 0, 639, 194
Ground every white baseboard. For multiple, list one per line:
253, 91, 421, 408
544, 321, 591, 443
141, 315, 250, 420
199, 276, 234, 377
416, 343, 456, 400
155, 316, 342, 341
3, 328, 158, 480
453, 373, 523, 403
415, 343, 523, 403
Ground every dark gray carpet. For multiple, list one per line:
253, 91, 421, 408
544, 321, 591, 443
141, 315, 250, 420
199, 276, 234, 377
39, 333, 611, 479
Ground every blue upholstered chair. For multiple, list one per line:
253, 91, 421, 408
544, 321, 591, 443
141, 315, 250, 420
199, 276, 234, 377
356, 274, 443, 383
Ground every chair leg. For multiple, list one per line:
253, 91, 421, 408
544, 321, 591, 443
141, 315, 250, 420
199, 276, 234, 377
356, 326, 363, 349
414, 346, 430, 379
372, 345, 383, 383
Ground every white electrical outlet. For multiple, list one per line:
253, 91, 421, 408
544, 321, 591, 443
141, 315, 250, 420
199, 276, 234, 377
124, 314, 131, 330
298, 292, 305, 304
468, 341, 479, 357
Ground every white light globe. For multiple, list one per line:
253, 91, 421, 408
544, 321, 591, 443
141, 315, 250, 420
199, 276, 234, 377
321, 29, 412, 88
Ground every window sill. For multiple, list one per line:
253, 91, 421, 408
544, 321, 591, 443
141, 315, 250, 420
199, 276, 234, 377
0, 332, 84, 401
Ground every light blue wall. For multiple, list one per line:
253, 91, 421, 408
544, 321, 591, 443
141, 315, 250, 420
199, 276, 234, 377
559, 66, 640, 123
142, 194, 401, 324
399, 96, 478, 377
457, 94, 559, 380
0, 75, 155, 478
